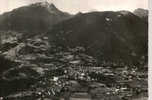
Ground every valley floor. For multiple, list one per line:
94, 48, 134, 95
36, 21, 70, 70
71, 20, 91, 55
0, 31, 148, 100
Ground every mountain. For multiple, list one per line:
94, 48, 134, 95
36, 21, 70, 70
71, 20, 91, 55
48, 11, 148, 64
0, 2, 71, 33
0, 7, 148, 99
134, 8, 148, 22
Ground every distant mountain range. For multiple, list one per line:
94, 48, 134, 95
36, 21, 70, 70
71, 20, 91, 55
0, 2, 148, 64
0, 2, 71, 33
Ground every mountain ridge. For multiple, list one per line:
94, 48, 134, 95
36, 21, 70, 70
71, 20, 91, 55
0, 2, 71, 34
0, 2, 148, 64
48, 11, 148, 64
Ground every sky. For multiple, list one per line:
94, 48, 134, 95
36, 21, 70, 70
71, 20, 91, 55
0, 0, 148, 14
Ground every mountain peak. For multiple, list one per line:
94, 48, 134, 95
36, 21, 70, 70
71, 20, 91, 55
39, 1, 50, 6
0, 1, 71, 33
48, 3, 59, 11
31, 2, 57, 9
50, 3, 56, 8
30, 2, 60, 13
134, 8, 148, 16
133, 8, 148, 21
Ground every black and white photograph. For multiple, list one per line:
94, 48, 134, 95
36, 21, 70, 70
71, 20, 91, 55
0, 0, 148, 100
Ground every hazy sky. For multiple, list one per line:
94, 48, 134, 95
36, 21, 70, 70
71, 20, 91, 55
0, 0, 148, 14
